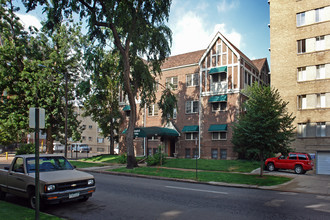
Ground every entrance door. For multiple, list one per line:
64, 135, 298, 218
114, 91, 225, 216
166, 138, 175, 157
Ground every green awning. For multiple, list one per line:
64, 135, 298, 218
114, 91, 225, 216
182, 125, 199, 133
209, 66, 227, 74
208, 124, 227, 132
208, 95, 227, 103
122, 126, 179, 138
123, 105, 131, 111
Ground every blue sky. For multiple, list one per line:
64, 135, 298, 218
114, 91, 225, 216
15, 0, 270, 62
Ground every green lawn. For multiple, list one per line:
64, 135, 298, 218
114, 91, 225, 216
0, 201, 62, 220
162, 158, 260, 172
110, 167, 291, 186
69, 160, 107, 168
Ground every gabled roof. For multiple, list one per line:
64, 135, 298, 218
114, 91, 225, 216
161, 49, 205, 70
251, 58, 268, 72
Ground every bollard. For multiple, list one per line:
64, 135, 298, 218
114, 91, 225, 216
6, 152, 8, 160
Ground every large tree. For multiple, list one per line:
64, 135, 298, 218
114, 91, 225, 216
78, 46, 122, 155
232, 82, 296, 177
24, 0, 174, 168
0, 0, 83, 152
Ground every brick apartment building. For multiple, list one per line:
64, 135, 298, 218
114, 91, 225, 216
120, 32, 270, 160
269, 0, 330, 174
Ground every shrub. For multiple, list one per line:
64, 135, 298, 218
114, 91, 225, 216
16, 144, 35, 155
146, 145, 167, 166
117, 154, 127, 164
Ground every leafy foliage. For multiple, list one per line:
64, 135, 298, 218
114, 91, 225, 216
16, 144, 35, 155
232, 82, 295, 176
146, 145, 167, 166
0, 1, 83, 152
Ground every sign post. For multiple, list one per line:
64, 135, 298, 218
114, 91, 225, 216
29, 108, 45, 220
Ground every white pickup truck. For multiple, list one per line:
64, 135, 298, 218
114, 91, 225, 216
0, 154, 96, 209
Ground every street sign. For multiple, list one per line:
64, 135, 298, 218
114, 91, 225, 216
29, 108, 45, 129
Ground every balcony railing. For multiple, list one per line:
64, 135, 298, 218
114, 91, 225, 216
210, 82, 227, 93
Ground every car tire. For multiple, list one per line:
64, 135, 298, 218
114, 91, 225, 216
294, 165, 304, 174
28, 189, 44, 210
267, 163, 275, 172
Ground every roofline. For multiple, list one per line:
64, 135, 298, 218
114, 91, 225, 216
162, 63, 199, 71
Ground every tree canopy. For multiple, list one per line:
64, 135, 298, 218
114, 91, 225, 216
23, 0, 175, 168
232, 82, 296, 176
0, 0, 83, 152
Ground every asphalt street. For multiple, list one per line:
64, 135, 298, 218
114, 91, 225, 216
40, 172, 330, 220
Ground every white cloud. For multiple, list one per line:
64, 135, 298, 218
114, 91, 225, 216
169, 12, 242, 56
16, 13, 42, 31
217, 0, 239, 12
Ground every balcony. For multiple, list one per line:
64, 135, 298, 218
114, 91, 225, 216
210, 82, 228, 93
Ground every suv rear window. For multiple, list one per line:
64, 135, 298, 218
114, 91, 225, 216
298, 154, 307, 160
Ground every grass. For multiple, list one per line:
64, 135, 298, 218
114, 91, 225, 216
110, 167, 291, 186
0, 201, 62, 220
162, 158, 260, 172
69, 160, 108, 168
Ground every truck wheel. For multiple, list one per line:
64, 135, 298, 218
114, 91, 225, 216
28, 189, 37, 209
0, 188, 6, 200
28, 189, 44, 210
267, 163, 275, 172
294, 165, 303, 174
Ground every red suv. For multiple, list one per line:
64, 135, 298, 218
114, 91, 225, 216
265, 152, 314, 174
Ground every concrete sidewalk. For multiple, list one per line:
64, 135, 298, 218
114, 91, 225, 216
1, 155, 330, 196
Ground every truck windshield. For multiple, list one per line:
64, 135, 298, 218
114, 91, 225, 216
26, 156, 74, 173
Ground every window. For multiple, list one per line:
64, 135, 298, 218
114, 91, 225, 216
289, 154, 297, 160
82, 125, 86, 129
217, 43, 222, 54
315, 8, 324, 22
316, 122, 326, 137
148, 104, 159, 116
185, 132, 198, 140
82, 136, 86, 141
317, 93, 326, 108
97, 137, 104, 143
97, 148, 105, 152
212, 132, 227, 140
298, 123, 307, 137
297, 67, 306, 81
211, 149, 218, 159
298, 95, 306, 109
186, 101, 199, 114
153, 148, 158, 155
212, 102, 227, 111
97, 128, 102, 133
166, 76, 178, 90
316, 65, 325, 79
88, 125, 93, 129
244, 71, 252, 86
173, 108, 177, 119
298, 154, 307, 160
147, 148, 152, 156
13, 157, 24, 173
212, 72, 226, 83
88, 137, 92, 141
316, 36, 325, 51
220, 149, 227, 159
193, 149, 198, 158
297, 39, 306, 53
297, 12, 305, 26
186, 73, 199, 87
185, 148, 191, 158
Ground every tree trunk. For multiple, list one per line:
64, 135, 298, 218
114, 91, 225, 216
46, 127, 54, 154
109, 129, 115, 155
122, 60, 137, 169
259, 151, 264, 177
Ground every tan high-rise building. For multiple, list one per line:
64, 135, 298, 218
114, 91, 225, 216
269, 0, 330, 174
